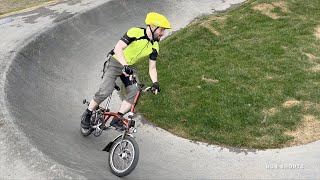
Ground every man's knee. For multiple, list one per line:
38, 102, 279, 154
93, 88, 113, 104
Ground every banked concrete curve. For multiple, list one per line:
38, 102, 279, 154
1, 0, 319, 179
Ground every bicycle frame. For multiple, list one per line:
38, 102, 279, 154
81, 76, 149, 177
101, 83, 143, 130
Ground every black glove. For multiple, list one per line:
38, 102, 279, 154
122, 65, 133, 75
151, 82, 160, 94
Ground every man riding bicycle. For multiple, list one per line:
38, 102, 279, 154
81, 12, 171, 130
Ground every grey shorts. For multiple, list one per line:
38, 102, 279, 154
93, 56, 139, 104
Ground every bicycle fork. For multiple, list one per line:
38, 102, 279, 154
102, 117, 136, 152
102, 132, 134, 152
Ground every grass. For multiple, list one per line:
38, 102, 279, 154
0, 0, 58, 16
136, 0, 320, 149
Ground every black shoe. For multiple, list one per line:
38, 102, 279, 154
110, 117, 125, 131
81, 110, 92, 129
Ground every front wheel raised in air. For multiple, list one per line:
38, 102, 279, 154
108, 135, 139, 177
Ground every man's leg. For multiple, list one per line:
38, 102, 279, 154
109, 100, 132, 130
81, 57, 122, 128
87, 99, 99, 111
80, 99, 99, 129
118, 100, 132, 114
110, 78, 139, 130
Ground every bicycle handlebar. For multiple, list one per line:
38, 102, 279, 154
142, 86, 152, 92
129, 75, 157, 94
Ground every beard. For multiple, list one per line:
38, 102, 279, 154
154, 34, 162, 41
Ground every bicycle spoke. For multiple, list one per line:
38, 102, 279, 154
123, 141, 129, 149
119, 141, 128, 151
115, 144, 122, 156
125, 157, 131, 166
115, 157, 122, 169
121, 158, 126, 170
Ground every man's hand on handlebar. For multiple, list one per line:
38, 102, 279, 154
126, 75, 160, 95
151, 82, 160, 95
122, 65, 133, 76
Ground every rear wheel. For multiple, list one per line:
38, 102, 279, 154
108, 135, 139, 177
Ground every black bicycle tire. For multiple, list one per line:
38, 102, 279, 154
108, 135, 139, 177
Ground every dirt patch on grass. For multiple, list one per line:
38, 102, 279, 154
264, 75, 274, 80
266, 107, 279, 116
200, 23, 221, 36
282, 101, 320, 146
315, 26, 320, 39
302, 52, 319, 61
272, 1, 290, 13
261, 107, 279, 124
302, 51, 320, 72
252, 1, 289, 20
253, 3, 279, 19
309, 64, 320, 72
198, 16, 226, 36
283, 99, 301, 108
208, 16, 227, 23
303, 101, 320, 111
282, 100, 320, 111
285, 115, 320, 146
201, 75, 219, 84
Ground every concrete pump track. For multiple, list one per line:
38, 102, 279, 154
0, 0, 319, 179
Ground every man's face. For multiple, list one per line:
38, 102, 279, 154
153, 27, 165, 41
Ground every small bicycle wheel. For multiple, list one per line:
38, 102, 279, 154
80, 125, 94, 136
108, 135, 139, 177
